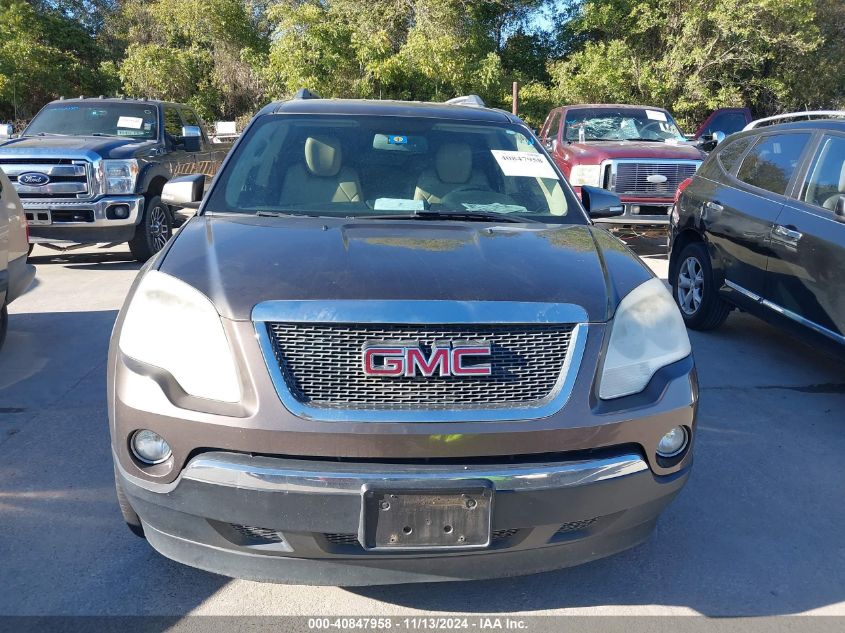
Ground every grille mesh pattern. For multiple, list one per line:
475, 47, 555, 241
555, 518, 598, 534
325, 533, 360, 545
266, 323, 575, 409
613, 162, 699, 198
230, 524, 285, 543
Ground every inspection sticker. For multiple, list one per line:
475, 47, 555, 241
117, 116, 144, 129
645, 109, 668, 121
491, 150, 557, 179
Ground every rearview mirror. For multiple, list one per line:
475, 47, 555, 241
581, 185, 624, 218
162, 174, 205, 209
0, 124, 13, 139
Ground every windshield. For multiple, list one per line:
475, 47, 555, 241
24, 102, 159, 140
564, 107, 686, 142
204, 114, 585, 224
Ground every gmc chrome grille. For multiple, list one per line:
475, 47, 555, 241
265, 323, 575, 410
0, 159, 91, 199
609, 160, 699, 197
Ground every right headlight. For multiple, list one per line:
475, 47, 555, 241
568, 164, 602, 187
118, 270, 241, 403
599, 277, 691, 400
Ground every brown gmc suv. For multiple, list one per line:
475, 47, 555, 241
108, 93, 698, 585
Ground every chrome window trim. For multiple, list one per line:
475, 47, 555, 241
252, 300, 589, 423
724, 280, 845, 345
181, 451, 648, 494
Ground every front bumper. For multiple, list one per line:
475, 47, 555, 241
593, 202, 672, 226
24, 195, 143, 244
118, 450, 690, 585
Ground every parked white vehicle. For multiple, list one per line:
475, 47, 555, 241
0, 169, 36, 350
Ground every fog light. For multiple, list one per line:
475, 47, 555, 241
131, 429, 172, 464
656, 426, 688, 458
109, 204, 130, 220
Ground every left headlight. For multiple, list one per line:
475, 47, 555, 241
599, 277, 691, 400
100, 159, 139, 195
118, 270, 241, 403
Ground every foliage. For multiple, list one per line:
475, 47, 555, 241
0, 0, 842, 130
548, 0, 830, 129
0, 0, 117, 120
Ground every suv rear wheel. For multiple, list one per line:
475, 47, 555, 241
672, 241, 731, 330
128, 195, 173, 262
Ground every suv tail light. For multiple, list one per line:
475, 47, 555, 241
674, 177, 693, 204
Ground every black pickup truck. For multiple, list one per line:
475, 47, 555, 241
0, 97, 228, 261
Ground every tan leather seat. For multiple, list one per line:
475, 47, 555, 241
821, 161, 845, 210
414, 143, 489, 204
280, 135, 362, 205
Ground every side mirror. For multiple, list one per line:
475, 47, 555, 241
162, 174, 205, 209
835, 196, 845, 222
0, 124, 13, 139
179, 125, 202, 152
581, 185, 624, 218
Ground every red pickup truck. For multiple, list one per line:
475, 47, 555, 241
539, 104, 749, 225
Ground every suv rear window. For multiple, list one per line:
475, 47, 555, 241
716, 137, 752, 173
205, 114, 585, 224
736, 133, 811, 194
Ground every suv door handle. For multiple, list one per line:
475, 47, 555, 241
705, 201, 724, 212
772, 224, 803, 244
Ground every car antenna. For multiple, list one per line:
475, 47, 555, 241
293, 88, 320, 100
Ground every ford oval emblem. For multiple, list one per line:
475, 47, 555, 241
646, 174, 668, 184
18, 172, 50, 186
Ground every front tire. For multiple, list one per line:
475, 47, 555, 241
672, 241, 731, 330
128, 195, 173, 262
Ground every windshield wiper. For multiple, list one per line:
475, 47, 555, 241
90, 133, 124, 138
365, 210, 539, 223
32, 132, 68, 137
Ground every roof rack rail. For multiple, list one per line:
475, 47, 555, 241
445, 95, 486, 108
743, 110, 845, 130
293, 88, 321, 100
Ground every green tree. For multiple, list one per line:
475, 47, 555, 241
116, 0, 268, 121
0, 0, 116, 121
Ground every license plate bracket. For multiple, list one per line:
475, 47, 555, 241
360, 484, 493, 551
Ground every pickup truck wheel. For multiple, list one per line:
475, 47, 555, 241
114, 466, 145, 539
672, 241, 730, 330
0, 304, 8, 351
128, 195, 173, 262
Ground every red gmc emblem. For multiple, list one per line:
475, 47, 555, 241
362, 341, 492, 377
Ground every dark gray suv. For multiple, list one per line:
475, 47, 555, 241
108, 94, 697, 585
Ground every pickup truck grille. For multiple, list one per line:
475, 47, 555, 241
0, 159, 91, 199
609, 160, 699, 198
266, 323, 575, 409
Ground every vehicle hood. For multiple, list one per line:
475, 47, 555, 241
560, 140, 704, 163
0, 135, 157, 159
158, 215, 653, 323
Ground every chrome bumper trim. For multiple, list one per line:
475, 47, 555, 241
180, 451, 649, 494
22, 196, 143, 227
724, 279, 845, 344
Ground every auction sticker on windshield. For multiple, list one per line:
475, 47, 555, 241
117, 116, 144, 129
491, 150, 557, 179
645, 110, 668, 122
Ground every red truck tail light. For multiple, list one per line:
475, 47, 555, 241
674, 177, 693, 204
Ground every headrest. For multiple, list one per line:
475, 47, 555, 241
839, 160, 845, 193
305, 135, 342, 177
435, 143, 473, 184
